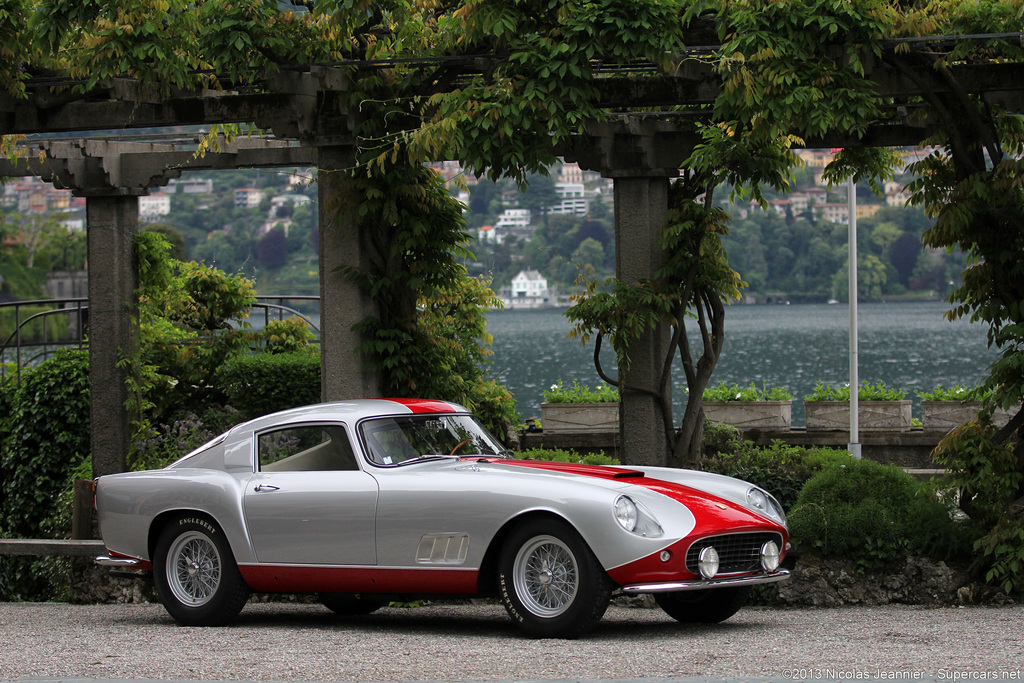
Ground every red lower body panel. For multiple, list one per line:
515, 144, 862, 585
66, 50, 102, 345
238, 564, 480, 594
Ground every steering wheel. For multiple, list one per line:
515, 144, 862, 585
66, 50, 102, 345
449, 439, 473, 456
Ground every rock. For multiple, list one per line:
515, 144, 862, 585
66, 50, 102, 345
775, 554, 973, 607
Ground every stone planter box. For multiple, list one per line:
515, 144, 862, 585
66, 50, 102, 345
804, 400, 913, 431
540, 402, 619, 433
921, 401, 1019, 431
704, 400, 792, 430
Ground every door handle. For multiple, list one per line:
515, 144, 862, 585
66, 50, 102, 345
254, 484, 280, 492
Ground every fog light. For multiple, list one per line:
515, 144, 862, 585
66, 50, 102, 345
698, 546, 719, 579
761, 540, 781, 572
660, 550, 672, 563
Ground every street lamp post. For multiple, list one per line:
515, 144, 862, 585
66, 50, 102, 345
848, 176, 861, 459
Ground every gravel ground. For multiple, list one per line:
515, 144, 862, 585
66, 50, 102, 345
0, 601, 1022, 682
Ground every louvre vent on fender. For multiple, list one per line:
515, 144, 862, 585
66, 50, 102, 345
685, 532, 784, 575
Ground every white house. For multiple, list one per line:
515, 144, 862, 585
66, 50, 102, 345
548, 182, 589, 216
495, 208, 531, 229
478, 225, 504, 244
139, 193, 171, 222
234, 187, 264, 209
506, 270, 550, 309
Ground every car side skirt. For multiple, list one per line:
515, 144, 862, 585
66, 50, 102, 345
620, 569, 791, 593
238, 564, 480, 594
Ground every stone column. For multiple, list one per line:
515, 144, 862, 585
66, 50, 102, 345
317, 144, 382, 401
612, 176, 672, 467
85, 195, 139, 477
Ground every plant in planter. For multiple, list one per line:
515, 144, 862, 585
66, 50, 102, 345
918, 385, 1017, 430
804, 380, 912, 431
540, 380, 619, 433
918, 385, 983, 431
701, 382, 795, 430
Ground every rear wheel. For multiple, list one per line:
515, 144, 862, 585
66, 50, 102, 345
318, 593, 385, 616
654, 586, 751, 624
498, 518, 612, 639
153, 514, 249, 626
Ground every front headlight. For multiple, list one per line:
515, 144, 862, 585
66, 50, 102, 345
613, 495, 663, 538
746, 487, 768, 513
746, 486, 786, 526
614, 496, 638, 532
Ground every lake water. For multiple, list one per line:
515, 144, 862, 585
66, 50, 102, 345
484, 301, 998, 425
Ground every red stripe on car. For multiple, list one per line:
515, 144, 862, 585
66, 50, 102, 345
385, 398, 459, 414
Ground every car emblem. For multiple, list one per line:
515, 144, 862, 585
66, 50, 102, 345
715, 503, 728, 510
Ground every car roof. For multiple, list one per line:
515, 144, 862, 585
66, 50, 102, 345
227, 398, 470, 437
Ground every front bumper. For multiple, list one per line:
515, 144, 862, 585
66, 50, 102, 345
620, 569, 790, 594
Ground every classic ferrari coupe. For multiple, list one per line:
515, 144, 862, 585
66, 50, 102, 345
95, 399, 790, 638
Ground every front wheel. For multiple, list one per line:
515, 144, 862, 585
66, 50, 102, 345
654, 586, 751, 624
153, 514, 250, 626
498, 518, 612, 639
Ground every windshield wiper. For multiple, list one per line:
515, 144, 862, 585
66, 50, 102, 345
394, 454, 462, 466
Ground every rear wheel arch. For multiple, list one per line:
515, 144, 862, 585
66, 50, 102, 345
148, 509, 224, 561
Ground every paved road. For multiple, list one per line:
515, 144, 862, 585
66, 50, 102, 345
0, 601, 1022, 682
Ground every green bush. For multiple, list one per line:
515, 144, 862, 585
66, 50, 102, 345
0, 349, 90, 600
804, 380, 907, 402
543, 379, 619, 403
933, 420, 1024, 595
702, 381, 794, 401
216, 348, 322, 420
518, 447, 619, 466
787, 459, 961, 572
129, 407, 241, 471
460, 378, 521, 447
703, 439, 851, 512
0, 349, 90, 538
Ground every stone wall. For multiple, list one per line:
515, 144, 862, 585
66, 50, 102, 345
774, 554, 1010, 607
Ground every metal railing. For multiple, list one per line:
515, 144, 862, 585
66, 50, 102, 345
0, 295, 321, 386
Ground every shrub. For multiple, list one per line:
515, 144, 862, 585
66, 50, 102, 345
917, 385, 984, 402
702, 381, 795, 402
0, 349, 90, 600
703, 439, 851, 512
933, 420, 1024, 595
460, 378, 521, 447
216, 349, 321, 420
518, 447, 619, 466
543, 379, 619, 403
0, 349, 90, 538
787, 458, 954, 572
804, 380, 907, 402
129, 407, 241, 471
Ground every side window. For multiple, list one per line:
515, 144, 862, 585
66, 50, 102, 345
258, 425, 357, 472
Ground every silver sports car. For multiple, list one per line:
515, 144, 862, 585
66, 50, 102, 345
95, 399, 790, 638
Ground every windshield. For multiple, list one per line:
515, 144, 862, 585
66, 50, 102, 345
359, 414, 506, 466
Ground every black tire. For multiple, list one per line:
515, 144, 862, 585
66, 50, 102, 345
654, 586, 751, 624
153, 514, 250, 626
498, 518, 613, 639
318, 593, 385, 616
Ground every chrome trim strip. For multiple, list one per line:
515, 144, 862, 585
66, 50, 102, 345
620, 569, 791, 593
94, 555, 146, 569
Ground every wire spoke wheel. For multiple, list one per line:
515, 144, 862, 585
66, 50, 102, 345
153, 516, 249, 626
514, 535, 579, 617
167, 531, 222, 606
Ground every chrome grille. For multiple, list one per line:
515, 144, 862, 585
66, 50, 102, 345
685, 532, 783, 575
